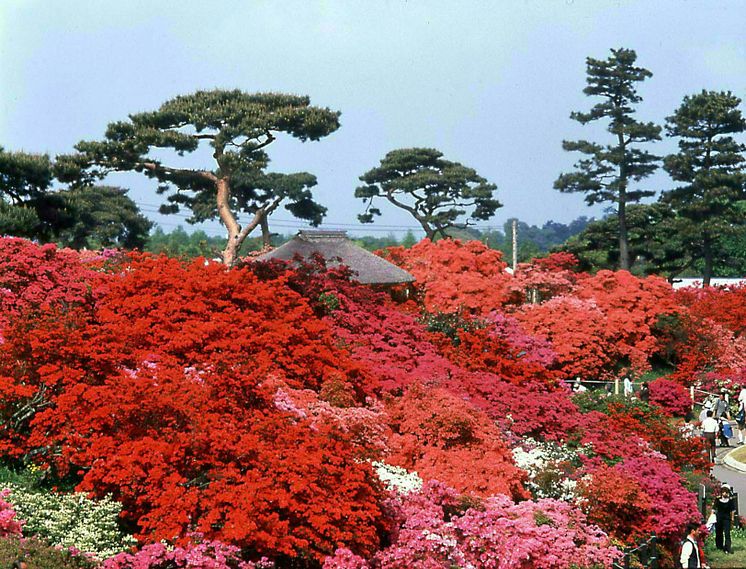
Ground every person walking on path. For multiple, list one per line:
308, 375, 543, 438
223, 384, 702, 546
715, 393, 729, 420
736, 396, 746, 445
713, 485, 736, 553
702, 410, 719, 463
680, 522, 703, 568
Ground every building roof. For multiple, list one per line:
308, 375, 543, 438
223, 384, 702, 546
253, 230, 415, 285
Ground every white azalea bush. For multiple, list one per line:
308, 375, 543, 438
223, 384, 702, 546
512, 438, 583, 501
1, 483, 136, 560
372, 461, 423, 494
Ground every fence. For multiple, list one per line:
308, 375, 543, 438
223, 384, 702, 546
613, 534, 658, 569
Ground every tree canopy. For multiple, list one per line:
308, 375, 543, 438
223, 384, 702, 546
356, 148, 500, 240
555, 48, 661, 271
56, 90, 341, 265
662, 90, 746, 285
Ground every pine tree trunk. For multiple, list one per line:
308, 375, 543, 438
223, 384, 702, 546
216, 177, 241, 266
703, 237, 713, 287
260, 215, 271, 247
618, 193, 631, 271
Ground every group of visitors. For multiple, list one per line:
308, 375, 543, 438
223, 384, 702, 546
699, 387, 746, 463
680, 484, 737, 567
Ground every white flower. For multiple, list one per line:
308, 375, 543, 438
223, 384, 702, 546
372, 461, 423, 494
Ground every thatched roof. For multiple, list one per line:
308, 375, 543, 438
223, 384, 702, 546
253, 230, 415, 285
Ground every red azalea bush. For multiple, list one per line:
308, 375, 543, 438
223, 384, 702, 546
676, 284, 746, 337
434, 313, 558, 386
0, 237, 99, 332
575, 270, 677, 373
514, 296, 614, 380
0, 253, 386, 560
385, 385, 527, 499
648, 378, 693, 417
381, 239, 511, 315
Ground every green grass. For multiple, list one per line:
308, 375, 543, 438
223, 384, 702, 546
705, 525, 746, 568
728, 446, 746, 463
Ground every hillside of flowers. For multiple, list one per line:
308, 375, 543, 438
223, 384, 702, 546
1, 236, 745, 568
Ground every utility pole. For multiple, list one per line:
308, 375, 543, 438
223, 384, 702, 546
512, 219, 518, 272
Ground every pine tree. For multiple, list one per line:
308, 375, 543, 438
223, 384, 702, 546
56, 90, 340, 265
555, 48, 661, 270
356, 148, 500, 240
663, 90, 746, 286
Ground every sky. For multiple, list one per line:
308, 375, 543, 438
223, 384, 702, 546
1, 0, 744, 238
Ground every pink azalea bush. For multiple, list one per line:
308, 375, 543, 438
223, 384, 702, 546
324, 481, 620, 569
102, 538, 272, 569
0, 488, 23, 537
648, 378, 693, 417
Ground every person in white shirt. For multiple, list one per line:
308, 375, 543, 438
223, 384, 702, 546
702, 410, 719, 463
680, 522, 702, 568
623, 376, 633, 397
738, 384, 746, 406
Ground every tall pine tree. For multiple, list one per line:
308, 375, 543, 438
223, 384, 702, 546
663, 90, 746, 285
555, 48, 660, 270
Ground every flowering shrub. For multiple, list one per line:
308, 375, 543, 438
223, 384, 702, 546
648, 378, 693, 417
386, 385, 528, 499
676, 284, 746, 337
0, 237, 99, 333
511, 439, 582, 500
1, 484, 135, 559
324, 481, 620, 569
102, 537, 270, 569
372, 463, 423, 495
0, 489, 23, 537
0, 536, 95, 568
0, 253, 385, 561
381, 239, 511, 315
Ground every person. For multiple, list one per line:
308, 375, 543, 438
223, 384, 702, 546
713, 485, 736, 553
738, 384, 746, 407
736, 396, 746, 445
572, 378, 587, 393
639, 381, 650, 403
11, 560, 28, 569
719, 416, 733, 447
623, 376, 633, 398
699, 400, 713, 424
680, 522, 702, 568
714, 393, 729, 420
702, 410, 718, 463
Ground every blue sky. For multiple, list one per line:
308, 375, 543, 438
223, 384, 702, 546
1, 0, 744, 238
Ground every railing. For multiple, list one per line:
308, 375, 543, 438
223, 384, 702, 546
613, 533, 658, 569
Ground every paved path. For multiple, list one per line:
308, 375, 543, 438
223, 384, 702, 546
712, 434, 746, 514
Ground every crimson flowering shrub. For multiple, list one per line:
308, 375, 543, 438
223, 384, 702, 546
381, 239, 511, 315
445, 373, 583, 442
324, 481, 620, 569
648, 378, 693, 417
0, 237, 99, 332
615, 456, 700, 540
434, 313, 559, 386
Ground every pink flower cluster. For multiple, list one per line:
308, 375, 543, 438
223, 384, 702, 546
103, 538, 273, 569
0, 488, 24, 537
324, 482, 620, 569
